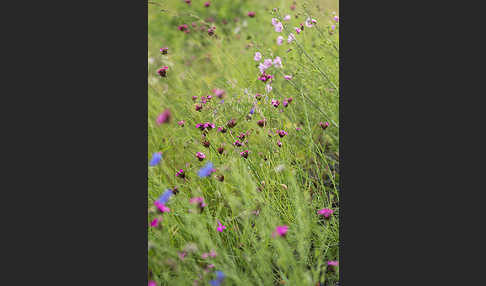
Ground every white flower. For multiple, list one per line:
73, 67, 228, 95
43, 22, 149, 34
265, 84, 272, 93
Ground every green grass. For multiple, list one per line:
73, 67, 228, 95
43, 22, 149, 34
148, 1, 339, 285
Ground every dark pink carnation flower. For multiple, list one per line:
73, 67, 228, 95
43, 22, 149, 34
178, 24, 188, 32
272, 225, 288, 237
277, 130, 288, 138
248, 11, 256, 17
233, 140, 243, 147
271, 99, 280, 107
156, 109, 171, 124
176, 169, 185, 178
195, 104, 203, 111
160, 47, 168, 55
178, 120, 185, 127
212, 88, 225, 98
204, 2, 210, 7
318, 208, 334, 218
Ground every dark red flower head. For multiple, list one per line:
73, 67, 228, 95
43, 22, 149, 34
217, 146, 225, 154
178, 24, 188, 32
202, 140, 211, 148
157, 66, 169, 77
319, 122, 329, 130
240, 150, 249, 158
227, 119, 237, 128
195, 104, 203, 112
160, 47, 168, 55
257, 119, 266, 127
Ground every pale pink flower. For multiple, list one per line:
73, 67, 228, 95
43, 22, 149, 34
277, 36, 283, 45
274, 22, 283, 32
287, 33, 295, 43
305, 17, 317, 27
258, 63, 267, 73
284, 75, 292, 80
265, 84, 272, 93
333, 15, 339, 23
263, 59, 273, 68
283, 15, 291, 21
273, 56, 282, 68
271, 18, 279, 25
254, 52, 262, 61
295, 27, 301, 34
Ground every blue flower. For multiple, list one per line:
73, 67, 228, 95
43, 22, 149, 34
149, 152, 162, 166
250, 106, 255, 114
198, 162, 214, 178
209, 271, 225, 286
157, 189, 173, 204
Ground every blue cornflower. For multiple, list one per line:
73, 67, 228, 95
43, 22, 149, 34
149, 152, 162, 166
209, 271, 225, 286
250, 106, 255, 114
157, 189, 173, 204
198, 162, 214, 178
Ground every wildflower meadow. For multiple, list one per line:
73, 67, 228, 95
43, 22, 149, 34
148, 0, 339, 285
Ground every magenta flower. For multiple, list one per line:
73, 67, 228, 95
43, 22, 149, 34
237, 132, 246, 140
157, 66, 168, 77
178, 120, 185, 127
319, 121, 330, 130
209, 250, 217, 257
176, 169, 185, 178
201, 253, 209, 259
271, 99, 280, 107
274, 21, 283, 32
196, 152, 206, 161
254, 52, 262, 61
217, 220, 227, 232
202, 140, 210, 148
277, 130, 288, 137
283, 15, 291, 21
277, 141, 282, 147
247, 11, 256, 17
258, 73, 272, 82
185, 0, 191, 4
255, 93, 262, 100
204, 1, 210, 7
150, 218, 160, 227
296, 127, 302, 131
272, 225, 289, 237
327, 260, 339, 272
283, 100, 289, 107
156, 109, 171, 124
217, 126, 227, 133
240, 150, 249, 158
212, 88, 225, 98
189, 197, 207, 209
178, 24, 188, 32
233, 140, 243, 147
195, 104, 203, 112
290, 4, 296, 10
192, 95, 198, 101
284, 75, 292, 80
154, 201, 170, 213
207, 26, 216, 36
160, 47, 168, 55
333, 15, 339, 23
318, 208, 334, 218
148, 281, 157, 286
277, 36, 283, 45
273, 56, 282, 68
178, 252, 187, 260
295, 27, 302, 34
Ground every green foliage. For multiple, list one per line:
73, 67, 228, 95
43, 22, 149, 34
148, 1, 339, 285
